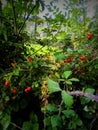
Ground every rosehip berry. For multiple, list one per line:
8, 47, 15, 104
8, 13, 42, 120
24, 86, 32, 92
64, 57, 72, 63
87, 33, 92, 39
48, 74, 52, 78
5, 80, 10, 87
12, 88, 17, 94
79, 56, 86, 61
11, 62, 16, 68
43, 99, 48, 105
28, 56, 33, 62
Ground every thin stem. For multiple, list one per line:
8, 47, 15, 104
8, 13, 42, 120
18, 5, 36, 35
11, 0, 17, 35
90, 116, 97, 130
0, 0, 2, 25
58, 100, 63, 116
10, 122, 23, 130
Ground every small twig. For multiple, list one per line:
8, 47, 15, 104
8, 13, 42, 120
32, 46, 45, 55
90, 116, 97, 130
58, 100, 63, 116
10, 122, 23, 130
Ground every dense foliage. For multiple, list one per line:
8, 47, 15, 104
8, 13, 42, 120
0, 0, 98, 130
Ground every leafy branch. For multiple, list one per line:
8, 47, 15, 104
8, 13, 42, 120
18, 4, 37, 35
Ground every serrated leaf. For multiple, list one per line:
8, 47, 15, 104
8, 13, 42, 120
76, 119, 83, 126
1, 114, 11, 130
46, 104, 58, 112
55, 53, 65, 60
47, 77, 61, 93
62, 71, 72, 79
81, 97, 91, 105
62, 109, 75, 118
51, 115, 61, 127
65, 80, 72, 85
69, 78, 79, 82
22, 121, 34, 130
61, 90, 73, 108
85, 88, 95, 94
44, 117, 51, 126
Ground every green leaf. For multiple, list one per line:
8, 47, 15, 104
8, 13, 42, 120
85, 88, 95, 94
81, 97, 91, 105
3, 32, 7, 41
39, 0, 45, 11
55, 53, 65, 60
44, 117, 51, 126
76, 119, 83, 126
65, 80, 72, 85
13, 69, 19, 76
47, 77, 61, 93
61, 90, 73, 108
22, 122, 33, 130
46, 104, 58, 112
69, 78, 79, 82
23, 121, 39, 130
62, 109, 75, 118
30, 113, 38, 123
56, 32, 66, 40
0, 114, 11, 130
51, 115, 61, 127
62, 71, 72, 79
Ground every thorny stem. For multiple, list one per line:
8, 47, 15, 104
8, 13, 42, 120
68, 91, 98, 102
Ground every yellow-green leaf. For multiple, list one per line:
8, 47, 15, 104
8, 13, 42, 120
47, 77, 61, 93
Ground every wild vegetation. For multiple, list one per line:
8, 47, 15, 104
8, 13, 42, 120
0, 0, 98, 130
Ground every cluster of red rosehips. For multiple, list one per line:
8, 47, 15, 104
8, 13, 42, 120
64, 55, 86, 63
4, 80, 32, 94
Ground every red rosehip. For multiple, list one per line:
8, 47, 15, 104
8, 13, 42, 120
64, 57, 72, 63
11, 62, 16, 68
79, 56, 86, 61
28, 56, 33, 62
43, 99, 48, 106
12, 88, 17, 94
87, 33, 92, 39
5, 80, 10, 87
48, 74, 52, 78
24, 86, 32, 92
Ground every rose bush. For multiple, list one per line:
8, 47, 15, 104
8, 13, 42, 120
0, 0, 98, 130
